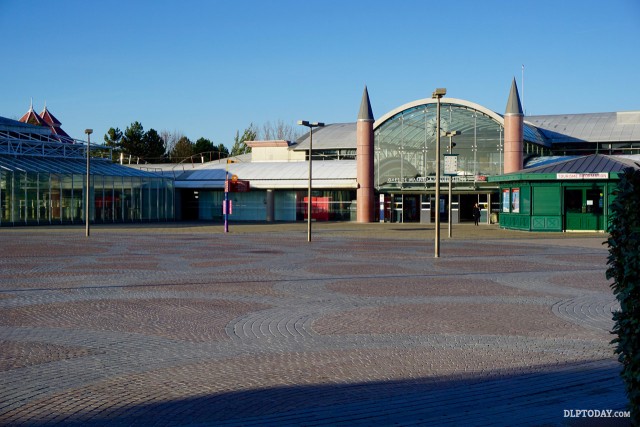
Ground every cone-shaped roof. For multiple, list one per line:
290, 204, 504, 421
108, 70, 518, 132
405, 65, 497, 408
358, 86, 374, 121
505, 78, 523, 116
40, 105, 62, 126
50, 125, 73, 142
19, 105, 48, 126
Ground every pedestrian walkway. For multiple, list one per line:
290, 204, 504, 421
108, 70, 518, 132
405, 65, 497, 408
0, 222, 629, 426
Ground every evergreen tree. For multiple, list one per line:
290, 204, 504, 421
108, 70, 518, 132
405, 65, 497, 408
169, 136, 194, 162
121, 121, 146, 159
217, 143, 229, 159
230, 124, 257, 156
101, 127, 123, 161
194, 137, 214, 155
143, 128, 166, 162
104, 127, 123, 151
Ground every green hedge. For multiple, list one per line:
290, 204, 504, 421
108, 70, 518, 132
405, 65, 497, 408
606, 167, 640, 424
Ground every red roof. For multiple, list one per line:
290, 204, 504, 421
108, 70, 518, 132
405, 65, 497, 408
50, 126, 73, 142
18, 104, 74, 143
40, 106, 62, 126
19, 107, 48, 127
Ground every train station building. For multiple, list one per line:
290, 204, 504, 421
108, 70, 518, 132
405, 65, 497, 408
1, 80, 639, 230
168, 80, 639, 231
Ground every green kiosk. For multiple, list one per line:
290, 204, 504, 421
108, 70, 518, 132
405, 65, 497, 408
490, 154, 640, 232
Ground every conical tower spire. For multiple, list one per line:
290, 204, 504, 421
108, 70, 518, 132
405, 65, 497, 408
504, 78, 524, 173
505, 78, 523, 116
356, 85, 375, 222
358, 85, 374, 122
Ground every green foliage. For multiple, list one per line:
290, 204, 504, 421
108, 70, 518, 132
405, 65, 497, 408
230, 124, 257, 156
169, 136, 194, 162
121, 121, 146, 159
606, 167, 640, 423
103, 127, 123, 151
142, 128, 166, 163
98, 127, 123, 160
217, 143, 229, 158
116, 122, 169, 162
194, 137, 214, 155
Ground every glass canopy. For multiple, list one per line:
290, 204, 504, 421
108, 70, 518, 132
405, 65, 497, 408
374, 101, 542, 192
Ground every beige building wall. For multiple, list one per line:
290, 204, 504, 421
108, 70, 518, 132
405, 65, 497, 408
246, 140, 306, 162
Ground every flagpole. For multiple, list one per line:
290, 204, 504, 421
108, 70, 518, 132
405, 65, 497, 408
522, 64, 525, 116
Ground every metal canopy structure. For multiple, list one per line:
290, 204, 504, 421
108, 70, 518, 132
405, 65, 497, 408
0, 115, 174, 226
526, 111, 640, 144
175, 160, 357, 189
0, 116, 104, 160
0, 156, 161, 177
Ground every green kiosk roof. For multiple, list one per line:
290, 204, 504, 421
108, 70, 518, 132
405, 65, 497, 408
489, 154, 640, 182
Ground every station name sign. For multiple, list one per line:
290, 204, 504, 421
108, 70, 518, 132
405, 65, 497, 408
387, 175, 486, 184
556, 173, 608, 180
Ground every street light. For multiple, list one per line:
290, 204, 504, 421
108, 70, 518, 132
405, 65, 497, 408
432, 88, 446, 258
298, 120, 325, 242
84, 128, 93, 237
445, 130, 461, 238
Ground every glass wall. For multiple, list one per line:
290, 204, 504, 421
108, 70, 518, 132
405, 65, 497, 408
1, 171, 9, 223
198, 191, 267, 221
0, 170, 174, 226
294, 190, 356, 221
275, 192, 296, 221
374, 102, 509, 192
190, 189, 354, 222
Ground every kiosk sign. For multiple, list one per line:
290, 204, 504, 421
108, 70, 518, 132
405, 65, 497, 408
557, 173, 608, 179
444, 154, 458, 176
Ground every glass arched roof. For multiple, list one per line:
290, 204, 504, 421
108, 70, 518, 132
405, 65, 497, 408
373, 98, 543, 191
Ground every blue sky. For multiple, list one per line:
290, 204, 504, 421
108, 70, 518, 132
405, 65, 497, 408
1, 0, 639, 149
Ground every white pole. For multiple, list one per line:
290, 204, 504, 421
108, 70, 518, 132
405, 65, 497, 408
522, 64, 525, 116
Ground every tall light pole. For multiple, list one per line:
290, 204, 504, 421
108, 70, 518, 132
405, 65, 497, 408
432, 88, 446, 258
445, 130, 460, 238
298, 120, 325, 242
84, 128, 93, 237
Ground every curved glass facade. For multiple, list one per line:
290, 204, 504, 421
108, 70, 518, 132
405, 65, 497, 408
0, 158, 174, 226
375, 102, 508, 192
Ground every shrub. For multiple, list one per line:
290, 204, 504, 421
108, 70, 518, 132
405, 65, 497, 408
606, 167, 640, 424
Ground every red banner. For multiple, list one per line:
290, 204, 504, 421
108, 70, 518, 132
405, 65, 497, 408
227, 180, 250, 192
303, 197, 330, 221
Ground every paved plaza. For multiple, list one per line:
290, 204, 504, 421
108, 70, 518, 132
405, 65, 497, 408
0, 222, 630, 426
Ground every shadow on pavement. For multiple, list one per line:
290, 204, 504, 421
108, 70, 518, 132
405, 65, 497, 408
9, 360, 629, 427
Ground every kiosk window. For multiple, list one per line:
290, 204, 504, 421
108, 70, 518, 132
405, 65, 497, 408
565, 189, 582, 213
585, 189, 603, 214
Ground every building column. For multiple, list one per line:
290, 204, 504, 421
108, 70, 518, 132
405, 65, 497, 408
356, 86, 375, 222
504, 78, 524, 174
265, 189, 275, 222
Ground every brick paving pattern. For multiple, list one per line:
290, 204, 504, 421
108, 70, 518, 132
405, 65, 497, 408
0, 222, 629, 426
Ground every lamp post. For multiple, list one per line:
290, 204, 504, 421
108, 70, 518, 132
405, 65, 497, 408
445, 130, 460, 238
297, 120, 325, 242
432, 88, 446, 257
84, 128, 93, 237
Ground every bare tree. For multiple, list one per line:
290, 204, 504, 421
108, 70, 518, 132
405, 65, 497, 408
260, 120, 301, 141
160, 130, 184, 157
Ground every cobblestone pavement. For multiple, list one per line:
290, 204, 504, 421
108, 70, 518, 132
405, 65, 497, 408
0, 222, 629, 426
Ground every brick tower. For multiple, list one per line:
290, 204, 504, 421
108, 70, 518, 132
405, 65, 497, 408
504, 78, 524, 174
356, 86, 375, 222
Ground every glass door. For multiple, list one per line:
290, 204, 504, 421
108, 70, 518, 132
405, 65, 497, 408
564, 187, 604, 231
